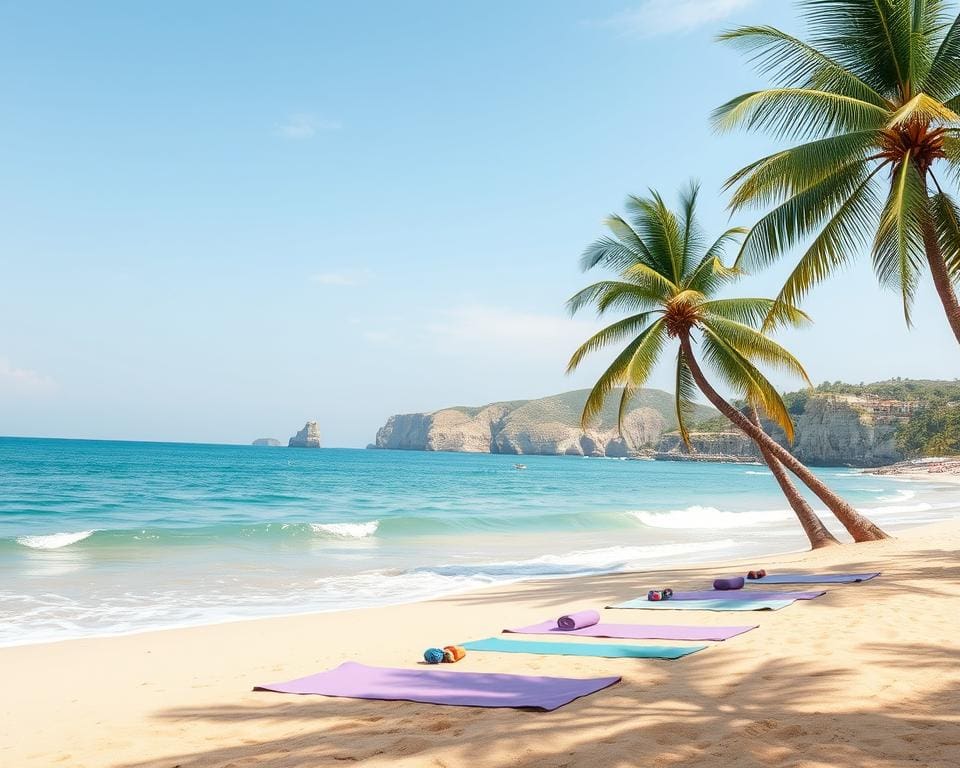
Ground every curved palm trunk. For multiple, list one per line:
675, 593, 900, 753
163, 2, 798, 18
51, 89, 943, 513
920, 217, 960, 345
679, 335, 889, 542
747, 406, 841, 549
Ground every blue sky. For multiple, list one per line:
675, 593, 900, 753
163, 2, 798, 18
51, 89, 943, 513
1, 0, 957, 446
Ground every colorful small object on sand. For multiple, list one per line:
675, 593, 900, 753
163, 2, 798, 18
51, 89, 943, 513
747, 569, 767, 580
442, 645, 466, 663
424, 647, 445, 664
647, 588, 674, 601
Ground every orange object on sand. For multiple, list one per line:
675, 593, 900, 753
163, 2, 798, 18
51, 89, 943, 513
442, 645, 466, 663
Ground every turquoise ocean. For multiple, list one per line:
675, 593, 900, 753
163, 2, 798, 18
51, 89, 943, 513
2, 436, 958, 647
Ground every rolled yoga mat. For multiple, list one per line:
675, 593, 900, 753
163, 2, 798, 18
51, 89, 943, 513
713, 577, 745, 590
463, 637, 706, 659
751, 572, 880, 584
255, 661, 621, 711
505, 619, 756, 641
610, 597, 796, 611
557, 610, 601, 630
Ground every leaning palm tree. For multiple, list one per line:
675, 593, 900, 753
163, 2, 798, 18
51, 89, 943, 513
567, 185, 887, 543
715, 0, 960, 342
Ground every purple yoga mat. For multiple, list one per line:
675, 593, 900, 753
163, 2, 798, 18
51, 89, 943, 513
558, 610, 601, 630
667, 589, 825, 601
505, 620, 756, 641
254, 661, 621, 711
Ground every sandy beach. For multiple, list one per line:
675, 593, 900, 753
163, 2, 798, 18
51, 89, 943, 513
1, 518, 958, 768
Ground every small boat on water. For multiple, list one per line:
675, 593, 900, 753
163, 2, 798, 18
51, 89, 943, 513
514, 463, 527, 470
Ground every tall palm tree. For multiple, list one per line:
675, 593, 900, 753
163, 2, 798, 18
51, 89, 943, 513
567, 185, 887, 543
715, 0, 960, 342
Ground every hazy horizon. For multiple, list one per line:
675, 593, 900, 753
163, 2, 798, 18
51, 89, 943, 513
3, 0, 958, 447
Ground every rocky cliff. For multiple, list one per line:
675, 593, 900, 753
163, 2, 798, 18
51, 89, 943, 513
372, 389, 715, 457
655, 431, 761, 462
654, 395, 906, 467
288, 421, 322, 448
373, 390, 912, 466
773, 396, 903, 467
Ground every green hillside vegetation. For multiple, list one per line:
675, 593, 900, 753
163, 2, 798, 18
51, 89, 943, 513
442, 389, 718, 433
810, 379, 960, 402
701, 379, 960, 457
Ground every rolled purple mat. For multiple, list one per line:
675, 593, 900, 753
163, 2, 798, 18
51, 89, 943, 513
713, 576, 745, 590
557, 610, 601, 630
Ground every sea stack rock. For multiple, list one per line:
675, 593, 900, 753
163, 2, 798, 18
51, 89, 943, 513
288, 421, 322, 448
252, 438, 282, 447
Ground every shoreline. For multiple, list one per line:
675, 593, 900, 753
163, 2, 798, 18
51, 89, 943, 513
3, 517, 960, 767
5, 468, 957, 651
0, 538, 812, 653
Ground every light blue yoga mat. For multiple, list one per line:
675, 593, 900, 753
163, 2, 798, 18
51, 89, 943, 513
462, 636, 706, 659
611, 597, 796, 612
753, 572, 879, 584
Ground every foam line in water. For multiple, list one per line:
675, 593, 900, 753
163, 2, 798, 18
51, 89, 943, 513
309, 521, 380, 538
15, 531, 96, 550
630, 506, 792, 530
419, 539, 739, 579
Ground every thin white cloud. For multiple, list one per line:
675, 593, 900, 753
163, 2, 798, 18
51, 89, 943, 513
309, 269, 372, 287
276, 114, 342, 140
0, 358, 57, 396
602, 0, 756, 37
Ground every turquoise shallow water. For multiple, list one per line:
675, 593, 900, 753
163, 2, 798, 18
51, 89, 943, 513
1, 436, 957, 646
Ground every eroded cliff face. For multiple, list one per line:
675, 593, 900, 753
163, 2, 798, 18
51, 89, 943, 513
655, 431, 761, 461
373, 399, 670, 456
785, 397, 902, 467
372, 392, 908, 465
654, 397, 905, 467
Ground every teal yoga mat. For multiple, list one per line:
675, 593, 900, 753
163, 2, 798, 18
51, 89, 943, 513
462, 636, 706, 659
611, 597, 796, 612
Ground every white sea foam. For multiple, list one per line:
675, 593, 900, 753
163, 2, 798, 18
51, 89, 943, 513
309, 521, 379, 538
422, 539, 739, 579
876, 489, 916, 503
744, 470, 772, 476
15, 531, 96, 550
630, 505, 793, 530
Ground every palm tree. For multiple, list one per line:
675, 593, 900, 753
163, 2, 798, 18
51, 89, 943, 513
715, 0, 960, 342
747, 405, 840, 548
567, 185, 887, 543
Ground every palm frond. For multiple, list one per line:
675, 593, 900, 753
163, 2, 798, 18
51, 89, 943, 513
736, 158, 874, 271
701, 315, 812, 386
886, 92, 959, 127
685, 238, 745, 295
700, 326, 796, 442
922, 12, 960, 99
800, 0, 913, 96
872, 153, 931, 325
624, 194, 683, 281
566, 312, 659, 374
566, 281, 663, 318
712, 88, 888, 141
725, 131, 881, 212
580, 235, 644, 274
701, 298, 812, 330
770, 163, 886, 313
717, 25, 892, 107
678, 181, 705, 274
929, 187, 960, 277
580, 320, 667, 429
